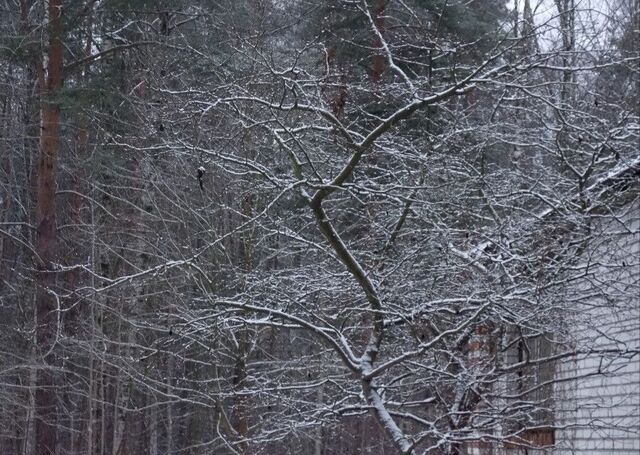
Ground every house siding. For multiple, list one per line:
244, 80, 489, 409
554, 200, 640, 454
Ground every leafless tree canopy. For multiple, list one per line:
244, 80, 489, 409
0, 0, 638, 454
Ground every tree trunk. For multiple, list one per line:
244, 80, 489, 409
111, 303, 131, 455
371, 0, 387, 83
555, 0, 575, 104
34, 0, 64, 453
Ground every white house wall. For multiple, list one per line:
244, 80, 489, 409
555, 199, 640, 454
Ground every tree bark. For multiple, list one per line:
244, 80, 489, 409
34, 1, 64, 453
555, 0, 575, 104
371, 0, 387, 83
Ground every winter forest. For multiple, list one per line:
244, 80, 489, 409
0, 0, 638, 454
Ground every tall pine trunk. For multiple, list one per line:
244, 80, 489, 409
34, 0, 64, 453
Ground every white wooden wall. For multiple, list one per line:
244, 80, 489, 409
554, 200, 640, 454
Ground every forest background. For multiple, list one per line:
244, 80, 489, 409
0, 0, 638, 454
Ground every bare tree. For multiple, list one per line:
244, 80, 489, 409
0, 1, 637, 454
